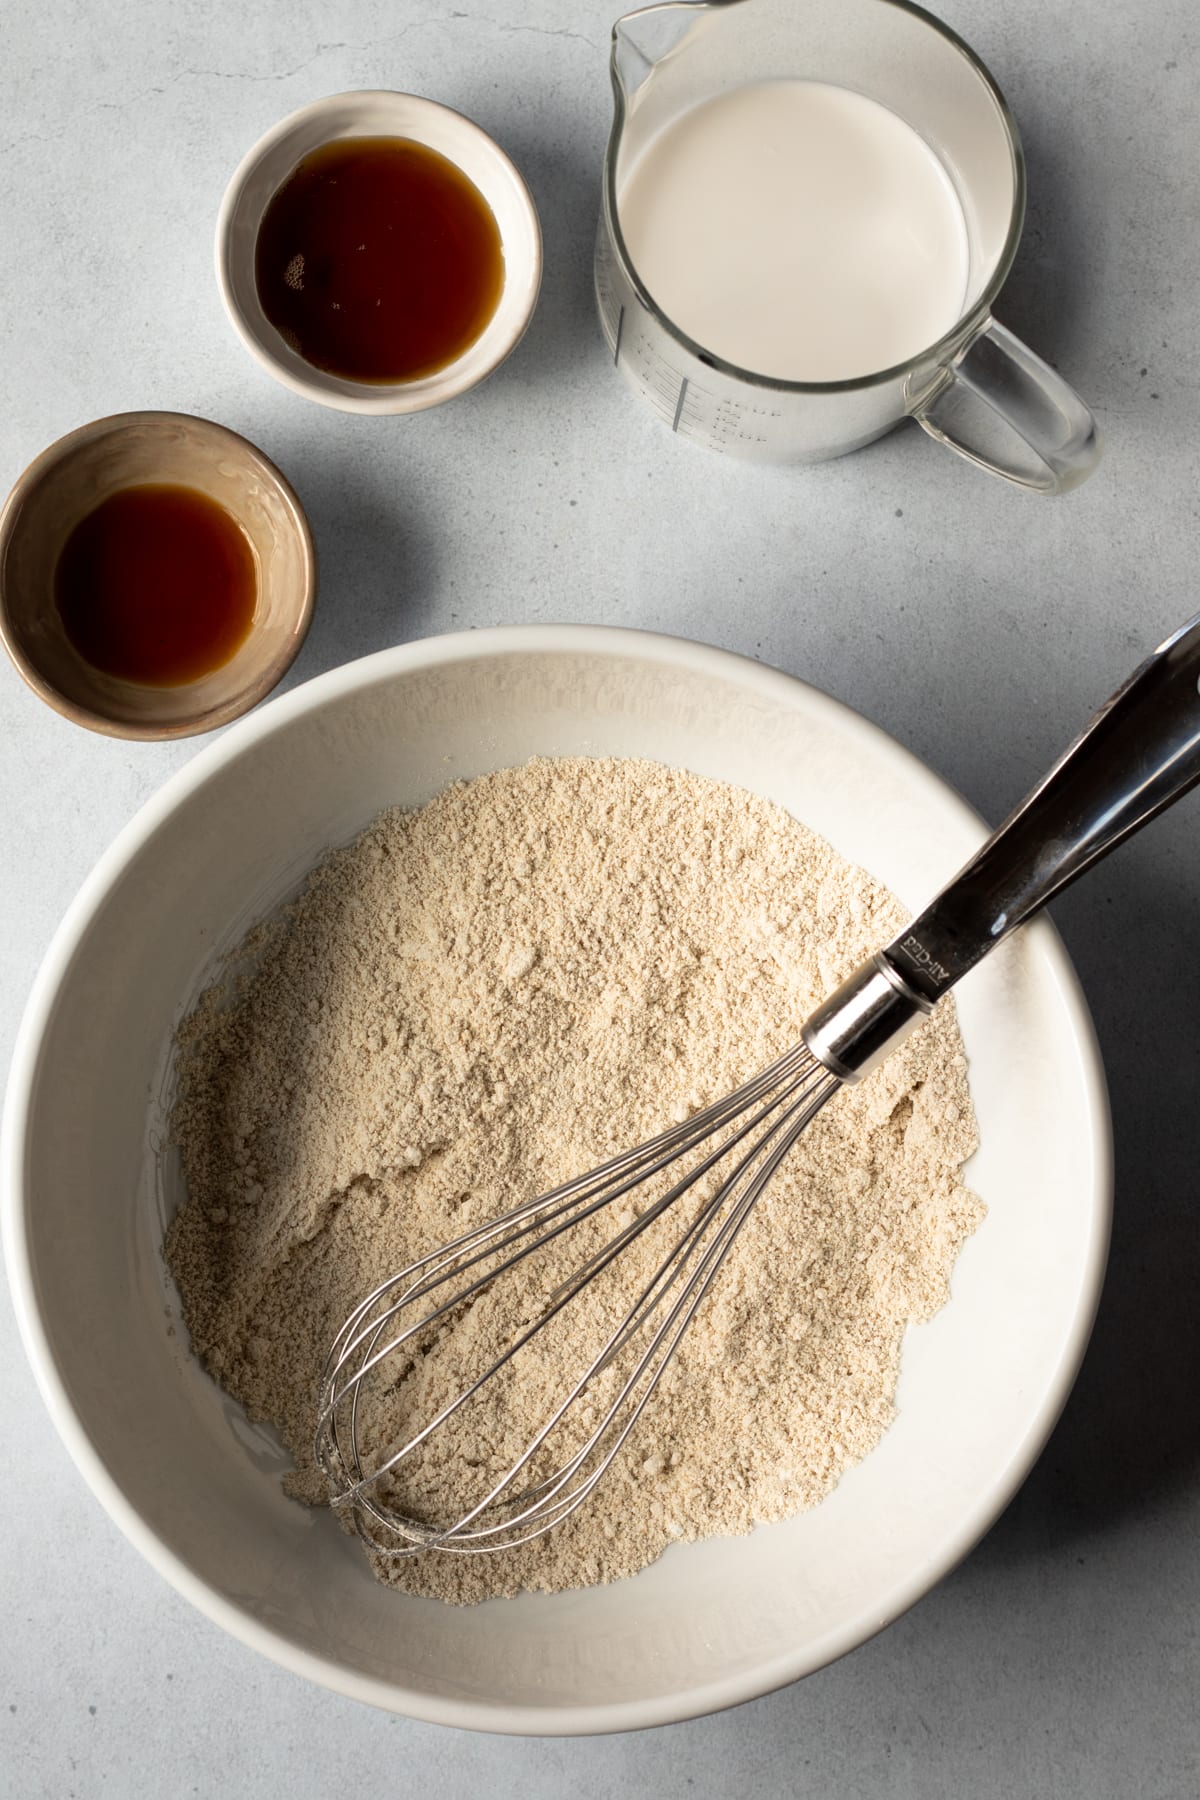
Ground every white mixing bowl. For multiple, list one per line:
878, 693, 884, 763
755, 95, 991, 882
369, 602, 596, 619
2, 627, 1110, 1734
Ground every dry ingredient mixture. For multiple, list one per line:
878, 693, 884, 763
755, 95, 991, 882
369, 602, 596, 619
166, 758, 983, 1605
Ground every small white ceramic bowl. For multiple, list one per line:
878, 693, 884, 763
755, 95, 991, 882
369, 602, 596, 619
216, 91, 542, 414
1, 628, 1110, 1734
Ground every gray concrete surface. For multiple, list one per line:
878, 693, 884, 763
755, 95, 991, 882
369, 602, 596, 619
1, 1, 1197, 1794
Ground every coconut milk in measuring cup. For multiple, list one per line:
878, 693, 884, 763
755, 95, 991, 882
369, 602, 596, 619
595, 0, 1100, 490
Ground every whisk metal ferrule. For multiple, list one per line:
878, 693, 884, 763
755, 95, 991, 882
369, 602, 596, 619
801, 952, 931, 1083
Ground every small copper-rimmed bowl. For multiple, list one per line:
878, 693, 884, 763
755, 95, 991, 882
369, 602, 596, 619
0, 411, 316, 740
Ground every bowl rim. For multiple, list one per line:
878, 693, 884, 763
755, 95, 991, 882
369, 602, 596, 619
0, 409, 317, 741
214, 89, 544, 415
0, 623, 1113, 1734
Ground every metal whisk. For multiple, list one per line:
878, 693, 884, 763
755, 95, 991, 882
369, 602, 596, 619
316, 614, 1200, 1556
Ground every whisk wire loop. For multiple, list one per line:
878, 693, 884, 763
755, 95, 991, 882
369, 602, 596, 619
316, 1043, 840, 1555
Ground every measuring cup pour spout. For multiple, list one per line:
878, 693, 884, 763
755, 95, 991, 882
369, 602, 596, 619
611, 1, 719, 94
596, 0, 1100, 489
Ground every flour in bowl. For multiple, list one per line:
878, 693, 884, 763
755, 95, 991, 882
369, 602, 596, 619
166, 758, 983, 1604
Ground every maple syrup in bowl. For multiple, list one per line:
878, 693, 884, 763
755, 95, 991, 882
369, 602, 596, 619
255, 137, 505, 384
0, 412, 316, 739
217, 91, 542, 414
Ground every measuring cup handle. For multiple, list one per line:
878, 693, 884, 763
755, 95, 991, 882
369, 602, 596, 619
911, 319, 1100, 494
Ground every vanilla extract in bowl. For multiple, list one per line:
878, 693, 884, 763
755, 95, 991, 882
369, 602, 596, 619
254, 136, 505, 383
55, 483, 257, 687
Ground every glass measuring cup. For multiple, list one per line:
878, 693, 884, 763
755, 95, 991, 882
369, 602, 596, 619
595, 0, 1100, 490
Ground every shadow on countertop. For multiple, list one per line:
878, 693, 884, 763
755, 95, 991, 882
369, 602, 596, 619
994, 115, 1101, 378
975, 840, 1200, 1560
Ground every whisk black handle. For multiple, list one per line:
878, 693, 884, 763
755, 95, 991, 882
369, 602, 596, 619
805, 613, 1200, 1079
888, 611, 1200, 1002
